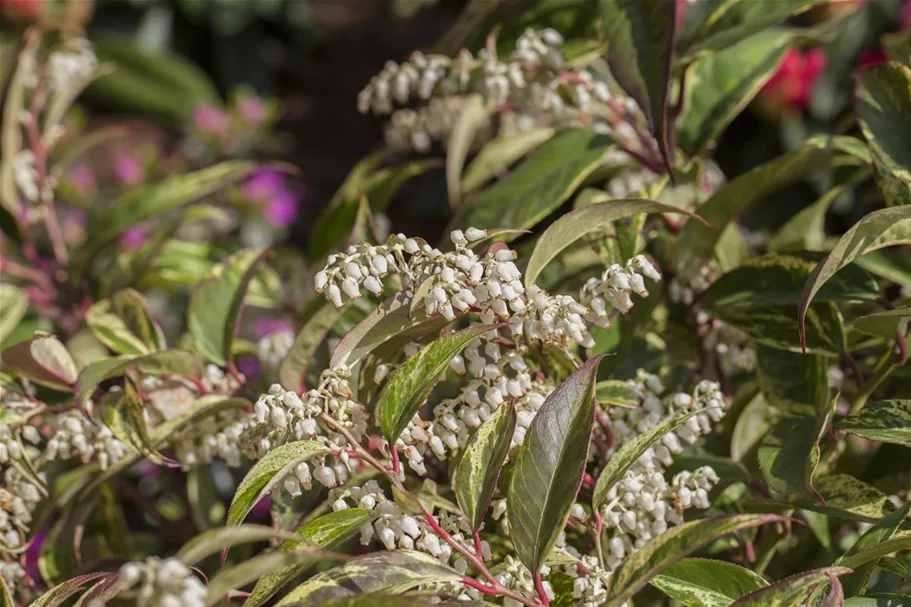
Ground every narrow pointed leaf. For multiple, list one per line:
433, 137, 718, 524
838, 503, 911, 597
446, 94, 488, 208
462, 128, 555, 194
650, 558, 768, 607
455, 402, 517, 530
604, 514, 787, 606
856, 62, 911, 207
176, 524, 305, 565
798, 206, 911, 351
852, 309, 911, 339
275, 551, 461, 607
508, 356, 604, 571
280, 297, 344, 391
29, 573, 112, 607
188, 248, 269, 365
85, 288, 165, 355
207, 549, 341, 604
840, 536, 911, 570
245, 509, 372, 607
600, 0, 678, 172
593, 407, 714, 509
0, 576, 11, 607
227, 440, 332, 526
839, 400, 911, 448
377, 324, 497, 443
729, 567, 852, 606
524, 197, 704, 287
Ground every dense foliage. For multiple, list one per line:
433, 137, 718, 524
1, 1, 911, 606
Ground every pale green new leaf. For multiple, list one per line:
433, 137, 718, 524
462, 128, 555, 194
596, 380, 641, 408
604, 514, 786, 607
798, 206, 911, 350
207, 549, 341, 604
856, 62, 911, 207
227, 440, 332, 526
455, 402, 517, 530
377, 324, 496, 443
1, 332, 78, 391
101, 382, 166, 464
85, 288, 165, 356
840, 400, 911, 448
852, 308, 911, 339
729, 567, 851, 606
0, 284, 27, 348
275, 551, 461, 607
508, 356, 603, 571
524, 197, 703, 288
446, 94, 488, 208
176, 524, 305, 565
188, 248, 269, 365
650, 558, 768, 607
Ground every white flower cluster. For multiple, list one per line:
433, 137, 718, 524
0, 560, 30, 601
45, 411, 131, 471
0, 419, 40, 465
488, 557, 555, 606
90, 557, 206, 607
571, 557, 617, 607
47, 38, 99, 97
605, 166, 660, 199
256, 330, 296, 383
697, 312, 757, 376
384, 96, 494, 153
0, 468, 42, 549
172, 413, 248, 469
580, 255, 662, 320
668, 260, 718, 306
597, 374, 725, 561
13, 151, 39, 202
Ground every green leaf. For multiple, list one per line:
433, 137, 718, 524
275, 551, 461, 607
596, 380, 641, 408
279, 297, 344, 391
85, 288, 166, 356
78, 161, 256, 267
650, 558, 768, 607
188, 248, 269, 365
710, 302, 846, 356
1, 332, 78, 391
227, 440, 332, 526
678, 28, 793, 156
593, 407, 713, 509
840, 535, 911, 570
701, 252, 879, 308
840, 400, 911, 447
604, 514, 786, 607
462, 127, 555, 194
799, 206, 911, 351
769, 186, 845, 253
676, 135, 864, 270
455, 402, 517, 530
75, 349, 204, 409
310, 157, 439, 258
207, 549, 340, 604
0, 285, 28, 349
846, 595, 911, 607
508, 356, 603, 572
377, 324, 496, 443
176, 524, 303, 565
730, 567, 851, 606
446, 94, 489, 208
856, 62, 911, 207
731, 392, 772, 463
757, 396, 836, 499
245, 509, 372, 607
600, 0, 677, 172
803, 474, 893, 522
28, 573, 112, 607
852, 309, 911, 339
0, 575, 10, 607
451, 130, 614, 234
838, 503, 911, 597
100, 381, 165, 464
756, 345, 830, 410
524, 197, 703, 287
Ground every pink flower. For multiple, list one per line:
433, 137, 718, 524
120, 225, 147, 250
243, 170, 285, 202
759, 47, 828, 113
238, 95, 268, 128
254, 317, 294, 337
265, 192, 299, 228
67, 164, 96, 197
242, 169, 301, 229
193, 103, 230, 136
114, 155, 144, 187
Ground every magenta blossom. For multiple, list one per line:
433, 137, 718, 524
265, 192, 299, 228
237, 356, 262, 382
254, 316, 295, 338
193, 103, 230, 136
243, 170, 301, 229
114, 154, 144, 187
120, 225, 147, 250
25, 527, 47, 584
759, 47, 828, 113
67, 163, 96, 197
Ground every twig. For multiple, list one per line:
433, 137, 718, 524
532, 571, 550, 607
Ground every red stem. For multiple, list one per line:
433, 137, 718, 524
462, 576, 499, 596
532, 571, 550, 607
473, 530, 484, 560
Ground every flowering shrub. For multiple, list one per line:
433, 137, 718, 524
1, 2, 911, 607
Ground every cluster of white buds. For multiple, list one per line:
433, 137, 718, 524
0, 417, 40, 464
696, 312, 757, 376
597, 375, 725, 560
91, 557, 206, 607
173, 413, 248, 469
571, 558, 616, 607
0, 468, 42, 549
0, 560, 31, 602
605, 166, 660, 199
580, 255, 662, 321
13, 151, 39, 202
47, 38, 99, 97
45, 412, 131, 471
201, 363, 243, 394
469, 556, 554, 606
384, 96, 494, 153
256, 330, 296, 383
387, 414, 447, 476
668, 261, 719, 305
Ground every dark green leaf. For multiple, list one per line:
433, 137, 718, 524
756, 345, 830, 410
838, 503, 911, 597
452, 130, 614, 234
840, 400, 911, 447
455, 402, 517, 530
279, 298, 344, 391
856, 62, 911, 207
188, 248, 269, 365
710, 302, 846, 355
852, 309, 911, 339
846, 595, 911, 607
650, 558, 768, 607
769, 186, 845, 253
524, 197, 703, 287
508, 356, 603, 571
701, 252, 879, 308
678, 29, 793, 156
729, 566, 851, 606
377, 324, 496, 443
604, 515, 786, 607
275, 551, 461, 607
462, 128, 555, 194
799, 206, 911, 350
